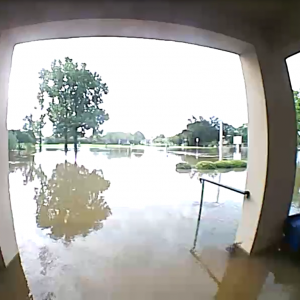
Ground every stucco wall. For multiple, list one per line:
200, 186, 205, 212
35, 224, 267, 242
0, 1, 264, 45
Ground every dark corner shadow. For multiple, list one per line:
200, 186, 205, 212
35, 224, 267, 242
0, 254, 32, 300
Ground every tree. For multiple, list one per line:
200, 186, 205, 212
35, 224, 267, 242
186, 117, 218, 146
187, 116, 238, 145
8, 131, 18, 151
23, 112, 46, 152
236, 124, 248, 144
101, 131, 146, 144
208, 117, 236, 143
172, 116, 238, 146
102, 132, 133, 144
169, 134, 183, 145
222, 123, 236, 144
133, 131, 145, 144
38, 57, 109, 154
153, 134, 168, 144
171, 116, 242, 146
12, 130, 36, 149
209, 116, 220, 129
35, 162, 111, 243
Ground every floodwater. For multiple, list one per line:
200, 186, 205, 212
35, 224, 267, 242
2, 147, 300, 299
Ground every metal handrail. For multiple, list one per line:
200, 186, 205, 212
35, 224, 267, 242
192, 177, 250, 251
199, 178, 250, 198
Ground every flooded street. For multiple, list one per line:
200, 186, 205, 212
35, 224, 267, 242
5, 147, 300, 299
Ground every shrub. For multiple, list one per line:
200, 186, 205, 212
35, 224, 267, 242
14, 130, 36, 144
195, 160, 247, 170
196, 161, 217, 170
230, 160, 247, 168
215, 160, 247, 169
214, 161, 233, 169
176, 162, 192, 170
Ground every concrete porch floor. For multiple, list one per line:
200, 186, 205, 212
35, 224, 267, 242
2, 247, 300, 299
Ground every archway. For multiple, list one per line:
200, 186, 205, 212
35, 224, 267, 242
0, 18, 286, 267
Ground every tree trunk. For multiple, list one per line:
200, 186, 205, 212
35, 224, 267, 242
38, 121, 42, 152
64, 129, 68, 154
74, 127, 78, 158
39, 129, 42, 152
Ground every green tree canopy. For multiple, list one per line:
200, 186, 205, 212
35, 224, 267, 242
101, 131, 145, 144
102, 132, 133, 144
12, 130, 36, 149
153, 134, 169, 144
23, 112, 46, 152
170, 116, 245, 146
169, 134, 183, 145
38, 57, 109, 153
133, 131, 145, 144
171, 116, 218, 146
8, 131, 18, 151
186, 118, 218, 145
236, 123, 248, 144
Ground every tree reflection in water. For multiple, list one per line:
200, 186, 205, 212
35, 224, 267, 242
34, 162, 111, 244
9, 153, 37, 185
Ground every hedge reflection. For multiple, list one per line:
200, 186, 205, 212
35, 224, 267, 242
34, 162, 111, 243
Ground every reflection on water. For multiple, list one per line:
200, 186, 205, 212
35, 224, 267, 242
181, 154, 218, 166
179, 150, 247, 167
89, 147, 144, 159
9, 153, 36, 185
35, 162, 111, 243
170, 146, 248, 163
5, 148, 300, 299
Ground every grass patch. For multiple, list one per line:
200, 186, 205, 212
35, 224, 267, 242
196, 161, 217, 170
176, 162, 192, 170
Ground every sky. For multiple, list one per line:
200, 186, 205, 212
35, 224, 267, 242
287, 55, 300, 91
8, 37, 248, 139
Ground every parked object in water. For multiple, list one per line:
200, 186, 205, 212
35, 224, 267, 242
284, 214, 300, 252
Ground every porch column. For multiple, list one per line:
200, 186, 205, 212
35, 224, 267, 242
237, 45, 297, 253
0, 35, 18, 267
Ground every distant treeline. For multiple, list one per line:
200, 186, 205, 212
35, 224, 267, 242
8, 130, 147, 150
153, 116, 248, 146
44, 131, 146, 145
